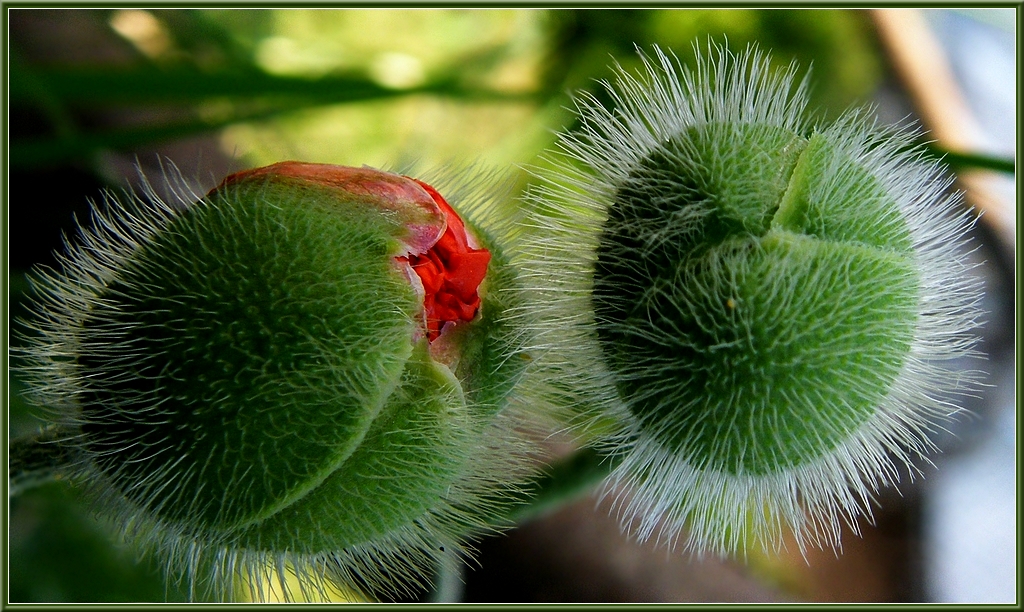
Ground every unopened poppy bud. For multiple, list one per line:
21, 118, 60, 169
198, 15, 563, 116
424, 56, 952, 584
523, 44, 983, 555
18, 161, 533, 601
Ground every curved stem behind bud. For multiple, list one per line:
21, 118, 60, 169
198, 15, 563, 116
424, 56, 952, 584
9, 425, 78, 496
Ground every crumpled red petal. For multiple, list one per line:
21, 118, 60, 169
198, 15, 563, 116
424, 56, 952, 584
400, 178, 491, 342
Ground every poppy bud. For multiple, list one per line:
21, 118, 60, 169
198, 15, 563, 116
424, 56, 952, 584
523, 44, 983, 555
18, 161, 532, 600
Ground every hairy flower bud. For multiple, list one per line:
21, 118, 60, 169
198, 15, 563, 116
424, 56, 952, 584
18, 161, 533, 601
523, 44, 983, 555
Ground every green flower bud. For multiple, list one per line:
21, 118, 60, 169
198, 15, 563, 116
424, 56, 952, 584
18, 161, 534, 600
523, 44, 982, 555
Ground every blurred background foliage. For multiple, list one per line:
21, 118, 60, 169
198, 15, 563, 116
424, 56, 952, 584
6, 7, 1012, 603
8, 9, 884, 182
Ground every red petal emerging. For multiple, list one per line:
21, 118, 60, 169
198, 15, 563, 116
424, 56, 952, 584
213, 162, 488, 343
400, 178, 491, 342
215, 162, 445, 255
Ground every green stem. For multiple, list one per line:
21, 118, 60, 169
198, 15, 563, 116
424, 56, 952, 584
504, 446, 622, 524
9, 426, 77, 496
925, 144, 1015, 175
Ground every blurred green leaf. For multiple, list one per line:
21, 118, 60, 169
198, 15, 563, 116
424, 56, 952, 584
9, 482, 189, 603
12, 65, 406, 105
11, 61, 542, 106
9, 64, 540, 168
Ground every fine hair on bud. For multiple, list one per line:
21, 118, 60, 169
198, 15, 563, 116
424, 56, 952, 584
522, 41, 983, 556
17, 159, 542, 601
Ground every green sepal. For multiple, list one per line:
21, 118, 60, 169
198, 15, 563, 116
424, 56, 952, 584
78, 177, 421, 531
774, 133, 915, 253
617, 230, 918, 474
233, 340, 469, 552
